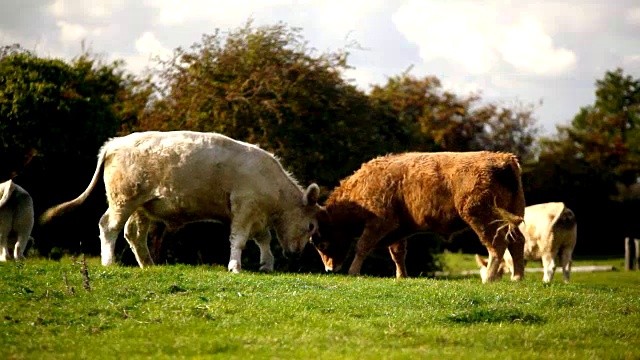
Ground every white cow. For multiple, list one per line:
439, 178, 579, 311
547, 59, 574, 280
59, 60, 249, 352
476, 202, 577, 283
40, 131, 321, 273
0, 179, 34, 261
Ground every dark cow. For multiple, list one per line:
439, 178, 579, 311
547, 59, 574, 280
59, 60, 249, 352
311, 151, 526, 283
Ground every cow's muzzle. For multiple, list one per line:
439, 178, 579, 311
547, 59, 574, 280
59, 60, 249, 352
282, 248, 302, 260
323, 262, 342, 273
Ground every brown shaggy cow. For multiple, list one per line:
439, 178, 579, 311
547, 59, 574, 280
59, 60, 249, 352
311, 151, 527, 283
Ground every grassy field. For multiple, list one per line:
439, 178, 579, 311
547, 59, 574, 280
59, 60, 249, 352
2, 255, 639, 359
441, 250, 628, 273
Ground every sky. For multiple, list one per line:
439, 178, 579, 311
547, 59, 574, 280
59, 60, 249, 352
1, 0, 640, 135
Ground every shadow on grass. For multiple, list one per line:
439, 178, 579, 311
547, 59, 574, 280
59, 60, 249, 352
446, 307, 545, 325
432, 273, 479, 281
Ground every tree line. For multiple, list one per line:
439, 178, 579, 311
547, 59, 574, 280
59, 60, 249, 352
1, 21, 639, 273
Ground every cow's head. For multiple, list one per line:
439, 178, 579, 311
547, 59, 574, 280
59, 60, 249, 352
475, 254, 512, 283
277, 183, 321, 257
310, 208, 352, 273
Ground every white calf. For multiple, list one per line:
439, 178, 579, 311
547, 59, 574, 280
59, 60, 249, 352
477, 202, 577, 283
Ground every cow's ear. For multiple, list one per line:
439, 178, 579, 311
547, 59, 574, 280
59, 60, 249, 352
317, 207, 330, 224
475, 254, 488, 267
303, 183, 320, 206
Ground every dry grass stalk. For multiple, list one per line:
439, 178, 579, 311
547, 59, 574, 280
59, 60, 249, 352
81, 254, 91, 291
62, 272, 75, 296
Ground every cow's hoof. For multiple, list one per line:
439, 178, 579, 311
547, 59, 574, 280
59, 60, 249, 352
228, 260, 241, 273
259, 264, 274, 273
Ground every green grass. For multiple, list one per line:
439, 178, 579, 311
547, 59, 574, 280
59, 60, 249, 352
441, 250, 627, 273
2, 256, 640, 359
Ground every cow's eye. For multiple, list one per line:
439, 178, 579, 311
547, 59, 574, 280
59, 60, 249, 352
309, 223, 315, 232
317, 242, 329, 252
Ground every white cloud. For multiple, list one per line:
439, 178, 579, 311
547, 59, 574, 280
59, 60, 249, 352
56, 21, 104, 46
498, 17, 576, 75
143, 0, 390, 52
343, 65, 394, 93
442, 79, 483, 97
145, 0, 293, 26
0, 29, 19, 45
627, 6, 640, 26
304, 0, 387, 38
522, 2, 606, 33
0, 28, 66, 60
3, 0, 639, 135
393, 0, 577, 76
135, 31, 171, 59
113, 32, 173, 74
49, 0, 127, 19
393, 1, 500, 74
624, 54, 640, 65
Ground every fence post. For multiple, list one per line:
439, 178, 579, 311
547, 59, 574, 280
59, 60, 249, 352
635, 239, 640, 271
625, 237, 634, 271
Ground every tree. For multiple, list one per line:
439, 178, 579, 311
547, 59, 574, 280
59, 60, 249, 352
472, 102, 539, 163
368, 73, 539, 160
534, 68, 640, 195
0, 43, 29, 58
0, 49, 152, 178
137, 20, 383, 186
0, 48, 152, 255
524, 68, 640, 255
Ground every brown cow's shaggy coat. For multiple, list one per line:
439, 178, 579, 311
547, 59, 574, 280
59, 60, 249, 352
312, 151, 527, 283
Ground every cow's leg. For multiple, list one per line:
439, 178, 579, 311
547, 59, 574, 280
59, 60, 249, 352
150, 222, 172, 264
465, 198, 526, 283
227, 227, 250, 273
541, 253, 556, 283
13, 207, 34, 260
253, 230, 274, 272
0, 231, 9, 261
98, 208, 133, 266
502, 250, 515, 275
388, 239, 408, 279
484, 249, 507, 283
506, 233, 525, 282
349, 222, 396, 276
560, 247, 573, 283
461, 214, 508, 283
228, 215, 254, 273
228, 197, 267, 273
13, 233, 29, 260
123, 210, 155, 268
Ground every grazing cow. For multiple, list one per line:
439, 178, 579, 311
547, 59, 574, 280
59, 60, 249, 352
0, 179, 34, 261
311, 151, 527, 283
476, 202, 577, 283
40, 131, 321, 273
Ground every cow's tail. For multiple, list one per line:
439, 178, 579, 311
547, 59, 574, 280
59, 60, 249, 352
39, 146, 108, 224
0, 179, 15, 209
543, 202, 566, 243
508, 155, 526, 218
488, 154, 526, 244
491, 198, 525, 244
